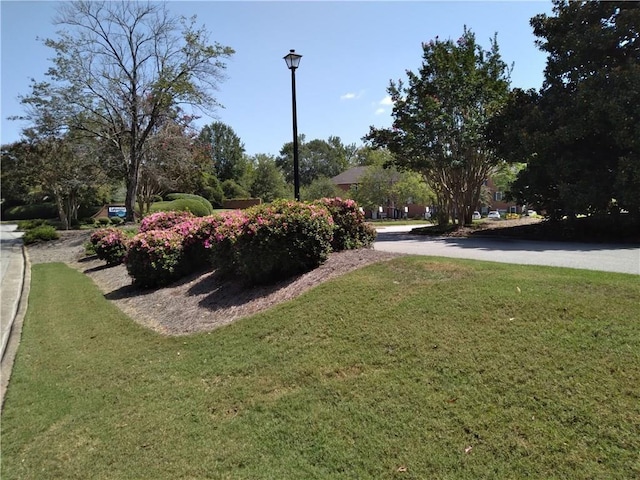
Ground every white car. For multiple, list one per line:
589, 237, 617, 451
472, 211, 481, 220
487, 211, 501, 219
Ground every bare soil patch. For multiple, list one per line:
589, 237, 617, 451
26, 230, 401, 335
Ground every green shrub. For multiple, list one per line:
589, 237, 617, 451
96, 217, 111, 226
89, 228, 130, 265
3, 203, 57, 221
125, 230, 186, 288
232, 200, 334, 285
17, 219, 48, 231
314, 197, 377, 251
165, 193, 214, 215
149, 198, 211, 217
22, 225, 60, 245
109, 216, 125, 226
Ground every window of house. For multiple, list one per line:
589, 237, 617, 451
494, 191, 503, 201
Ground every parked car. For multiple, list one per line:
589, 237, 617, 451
472, 211, 481, 220
487, 211, 501, 219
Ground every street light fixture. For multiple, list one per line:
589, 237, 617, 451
284, 49, 302, 201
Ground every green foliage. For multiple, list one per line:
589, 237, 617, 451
489, 1, 640, 219
231, 200, 335, 284
165, 193, 214, 215
150, 198, 211, 217
22, 225, 59, 244
109, 216, 124, 226
197, 172, 224, 207
366, 28, 511, 225
300, 176, 342, 202
197, 121, 247, 183
16, 219, 49, 231
249, 154, 289, 202
96, 217, 111, 226
125, 230, 186, 287
221, 179, 250, 199
314, 197, 376, 251
277, 135, 356, 186
89, 227, 130, 265
2, 203, 58, 221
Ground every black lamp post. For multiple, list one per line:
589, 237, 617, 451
283, 49, 302, 201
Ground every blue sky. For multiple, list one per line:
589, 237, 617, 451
1, 1, 553, 156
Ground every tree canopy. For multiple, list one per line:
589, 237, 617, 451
365, 28, 511, 225
277, 135, 356, 187
489, 1, 639, 220
16, 1, 234, 221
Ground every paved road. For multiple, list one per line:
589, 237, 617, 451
374, 225, 640, 275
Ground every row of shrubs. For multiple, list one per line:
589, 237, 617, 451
90, 198, 376, 288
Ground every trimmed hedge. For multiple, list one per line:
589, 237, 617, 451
165, 193, 214, 215
149, 198, 212, 217
3, 203, 57, 221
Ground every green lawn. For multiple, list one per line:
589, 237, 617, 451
2, 258, 639, 479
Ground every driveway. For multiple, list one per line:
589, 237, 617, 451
374, 225, 640, 275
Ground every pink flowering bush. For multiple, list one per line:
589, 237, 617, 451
139, 211, 195, 233
314, 197, 376, 251
90, 227, 130, 265
232, 200, 334, 284
202, 210, 250, 276
125, 229, 185, 287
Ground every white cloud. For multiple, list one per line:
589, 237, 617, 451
375, 108, 386, 115
379, 95, 393, 106
340, 92, 357, 100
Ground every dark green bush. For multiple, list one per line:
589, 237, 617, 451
314, 197, 377, 251
232, 200, 334, 285
165, 193, 214, 215
16, 219, 48, 231
96, 217, 111, 226
109, 216, 125, 226
22, 225, 60, 245
3, 203, 57, 221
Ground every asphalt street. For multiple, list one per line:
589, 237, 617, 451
374, 225, 640, 275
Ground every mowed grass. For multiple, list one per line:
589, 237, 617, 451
2, 258, 639, 479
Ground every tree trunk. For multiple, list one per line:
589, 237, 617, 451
125, 154, 140, 222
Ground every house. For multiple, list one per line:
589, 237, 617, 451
331, 166, 369, 193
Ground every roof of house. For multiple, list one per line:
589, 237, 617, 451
331, 165, 369, 186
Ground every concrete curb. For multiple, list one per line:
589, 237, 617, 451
1, 247, 31, 409
1, 244, 26, 360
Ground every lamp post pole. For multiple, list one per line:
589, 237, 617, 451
284, 49, 302, 201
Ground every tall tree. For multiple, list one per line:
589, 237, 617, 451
365, 28, 511, 225
17, 1, 233, 221
277, 135, 355, 187
249, 154, 289, 202
197, 121, 248, 184
489, 1, 640, 220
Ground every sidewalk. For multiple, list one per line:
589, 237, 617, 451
1, 224, 28, 407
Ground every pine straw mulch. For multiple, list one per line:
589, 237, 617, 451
26, 230, 402, 336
